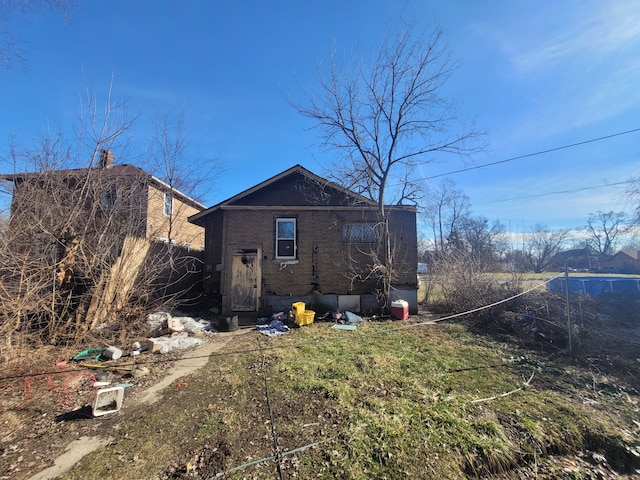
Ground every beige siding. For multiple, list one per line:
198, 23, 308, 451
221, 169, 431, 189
146, 184, 204, 249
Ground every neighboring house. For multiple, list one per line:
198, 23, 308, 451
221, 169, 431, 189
1, 150, 205, 252
599, 250, 640, 274
0, 150, 208, 325
549, 247, 599, 271
189, 164, 418, 316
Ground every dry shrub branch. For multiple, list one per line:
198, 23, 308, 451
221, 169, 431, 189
0, 94, 206, 361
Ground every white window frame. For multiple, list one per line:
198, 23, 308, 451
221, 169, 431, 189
342, 223, 378, 243
275, 217, 297, 259
163, 192, 173, 216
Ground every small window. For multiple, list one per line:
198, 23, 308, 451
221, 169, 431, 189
163, 192, 173, 216
342, 223, 377, 243
275, 217, 296, 259
101, 185, 117, 211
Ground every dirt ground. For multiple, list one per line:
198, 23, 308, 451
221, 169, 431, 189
0, 327, 253, 480
1, 306, 639, 479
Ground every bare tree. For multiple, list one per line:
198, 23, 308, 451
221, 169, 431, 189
423, 179, 470, 255
583, 210, 628, 255
293, 20, 482, 307
0, 84, 211, 356
144, 111, 222, 305
459, 215, 506, 268
627, 175, 640, 226
1, 0, 76, 71
525, 224, 569, 273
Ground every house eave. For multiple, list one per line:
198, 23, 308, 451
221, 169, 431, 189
188, 203, 416, 226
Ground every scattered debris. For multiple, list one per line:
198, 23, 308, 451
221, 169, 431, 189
146, 332, 204, 354
345, 311, 363, 323
132, 366, 151, 378
256, 320, 290, 336
291, 302, 315, 326
218, 315, 238, 332
102, 346, 122, 360
92, 386, 124, 417
147, 311, 172, 336
332, 324, 357, 331
79, 363, 133, 373
391, 299, 409, 320
72, 349, 105, 362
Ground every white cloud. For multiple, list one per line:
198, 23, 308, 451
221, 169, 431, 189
512, 1, 640, 75
474, 1, 640, 142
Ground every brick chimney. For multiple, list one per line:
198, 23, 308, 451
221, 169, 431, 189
99, 149, 114, 169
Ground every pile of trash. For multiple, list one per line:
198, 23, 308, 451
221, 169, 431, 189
255, 307, 366, 336
78, 312, 215, 361
144, 311, 215, 353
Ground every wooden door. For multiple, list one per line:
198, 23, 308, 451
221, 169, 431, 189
230, 251, 259, 311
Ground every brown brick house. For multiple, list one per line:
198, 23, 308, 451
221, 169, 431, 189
188, 164, 418, 316
600, 250, 640, 274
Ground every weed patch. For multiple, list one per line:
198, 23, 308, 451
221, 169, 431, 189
12, 320, 633, 479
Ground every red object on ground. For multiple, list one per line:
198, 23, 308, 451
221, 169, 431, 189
391, 300, 409, 320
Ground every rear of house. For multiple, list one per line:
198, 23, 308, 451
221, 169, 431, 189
189, 165, 418, 316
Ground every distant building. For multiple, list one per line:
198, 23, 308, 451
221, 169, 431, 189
549, 247, 599, 271
599, 250, 640, 274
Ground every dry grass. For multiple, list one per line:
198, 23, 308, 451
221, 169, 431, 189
39, 320, 640, 479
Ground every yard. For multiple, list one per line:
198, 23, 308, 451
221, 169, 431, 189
1, 303, 639, 479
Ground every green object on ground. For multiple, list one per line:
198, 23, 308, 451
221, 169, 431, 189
332, 324, 357, 331
72, 348, 106, 361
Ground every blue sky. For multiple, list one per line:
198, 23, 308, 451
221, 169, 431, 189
1, 0, 639, 234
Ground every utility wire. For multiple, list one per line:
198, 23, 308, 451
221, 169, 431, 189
478, 179, 634, 205
423, 127, 640, 181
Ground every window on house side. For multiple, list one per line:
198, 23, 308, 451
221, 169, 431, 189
101, 185, 117, 211
342, 223, 377, 243
275, 217, 296, 259
163, 192, 173, 216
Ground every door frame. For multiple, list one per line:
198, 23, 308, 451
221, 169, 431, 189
225, 243, 262, 312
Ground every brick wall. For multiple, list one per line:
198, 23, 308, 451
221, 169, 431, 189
209, 206, 416, 298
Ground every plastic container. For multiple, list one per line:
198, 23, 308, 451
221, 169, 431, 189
102, 346, 122, 360
295, 310, 315, 326
391, 300, 409, 320
92, 386, 124, 416
292, 302, 305, 318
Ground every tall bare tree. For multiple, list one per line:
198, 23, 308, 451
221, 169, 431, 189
145, 111, 222, 304
459, 215, 506, 268
583, 210, 628, 255
626, 175, 640, 226
293, 20, 482, 306
525, 224, 569, 273
423, 179, 470, 254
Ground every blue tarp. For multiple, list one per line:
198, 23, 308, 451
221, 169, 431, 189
547, 276, 640, 296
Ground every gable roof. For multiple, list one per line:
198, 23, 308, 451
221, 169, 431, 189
1, 164, 206, 212
611, 250, 640, 261
189, 164, 401, 226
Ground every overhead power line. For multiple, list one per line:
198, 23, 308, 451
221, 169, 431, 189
424, 127, 640, 181
479, 179, 635, 205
